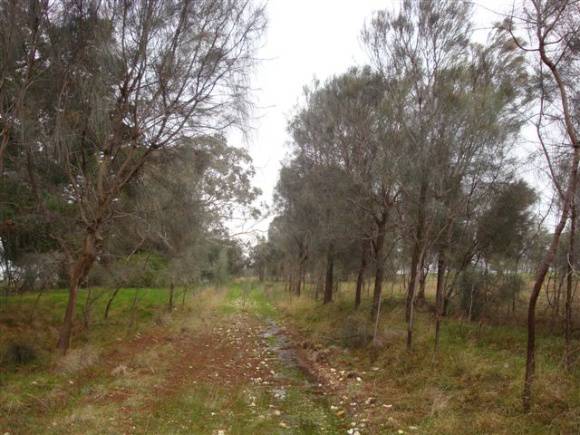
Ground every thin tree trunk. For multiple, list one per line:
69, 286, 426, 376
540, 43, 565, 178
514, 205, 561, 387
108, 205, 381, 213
554, 271, 564, 318
315, 268, 323, 301
565, 199, 576, 370
468, 282, 475, 322
523, 170, 577, 411
416, 257, 428, 304
355, 241, 368, 309
406, 182, 427, 322
104, 287, 121, 320
407, 248, 425, 351
57, 232, 98, 353
128, 288, 140, 330
181, 286, 188, 309
373, 290, 382, 344
168, 282, 175, 311
371, 212, 387, 317
323, 244, 334, 304
434, 247, 446, 352
406, 245, 420, 323
296, 262, 303, 297
58, 280, 80, 353
523, 18, 580, 411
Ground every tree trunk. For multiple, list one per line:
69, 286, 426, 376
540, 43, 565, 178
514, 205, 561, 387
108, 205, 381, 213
168, 282, 175, 311
434, 247, 446, 352
522, 17, 580, 411
315, 268, 323, 301
104, 287, 121, 320
181, 286, 188, 309
57, 231, 98, 353
371, 212, 387, 317
406, 245, 420, 323
407, 248, 425, 351
83, 287, 93, 329
406, 181, 427, 322
523, 163, 578, 411
323, 244, 334, 304
296, 262, 304, 297
128, 287, 140, 330
58, 281, 79, 353
355, 241, 368, 309
416, 257, 428, 304
565, 199, 576, 370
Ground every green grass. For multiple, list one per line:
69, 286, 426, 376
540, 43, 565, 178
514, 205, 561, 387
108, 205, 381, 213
270, 281, 580, 434
0, 283, 345, 434
0, 286, 191, 433
0, 287, 179, 352
225, 281, 278, 318
3, 280, 578, 434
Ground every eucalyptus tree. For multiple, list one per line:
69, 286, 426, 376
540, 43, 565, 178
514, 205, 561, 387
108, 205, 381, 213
449, 180, 536, 321
107, 134, 259, 307
272, 163, 317, 297
363, 0, 473, 336
503, 0, 580, 411
273, 156, 357, 302
2, 0, 265, 352
363, 0, 530, 349
289, 67, 401, 313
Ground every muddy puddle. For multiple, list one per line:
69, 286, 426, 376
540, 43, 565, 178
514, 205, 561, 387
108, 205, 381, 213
261, 319, 323, 394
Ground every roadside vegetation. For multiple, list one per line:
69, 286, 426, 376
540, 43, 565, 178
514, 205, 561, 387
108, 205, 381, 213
1, 0, 580, 433
270, 281, 580, 434
253, 0, 580, 416
1, 283, 345, 434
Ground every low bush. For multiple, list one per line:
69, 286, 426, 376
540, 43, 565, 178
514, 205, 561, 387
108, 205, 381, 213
1, 341, 38, 367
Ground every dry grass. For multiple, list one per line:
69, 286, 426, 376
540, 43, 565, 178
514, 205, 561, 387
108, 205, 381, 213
56, 345, 101, 374
271, 281, 580, 434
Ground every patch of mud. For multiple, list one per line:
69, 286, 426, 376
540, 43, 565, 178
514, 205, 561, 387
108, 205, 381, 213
261, 319, 325, 395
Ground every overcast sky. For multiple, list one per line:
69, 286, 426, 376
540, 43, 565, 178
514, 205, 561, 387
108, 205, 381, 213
231, 0, 520, 240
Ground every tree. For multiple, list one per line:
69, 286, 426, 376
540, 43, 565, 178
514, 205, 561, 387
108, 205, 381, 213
505, 0, 580, 411
288, 67, 399, 313
1, 0, 265, 352
363, 0, 530, 349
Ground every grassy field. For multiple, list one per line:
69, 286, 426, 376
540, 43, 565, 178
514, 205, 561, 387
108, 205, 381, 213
1, 281, 579, 434
268, 281, 580, 434
0, 284, 343, 434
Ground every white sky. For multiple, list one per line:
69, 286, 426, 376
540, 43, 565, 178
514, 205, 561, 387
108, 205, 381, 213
230, 0, 523, 240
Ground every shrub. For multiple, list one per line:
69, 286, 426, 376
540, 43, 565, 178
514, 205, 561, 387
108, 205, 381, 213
1, 341, 38, 367
339, 312, 373, 348
459, 269, 526, 320
459, 269, 490, 320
